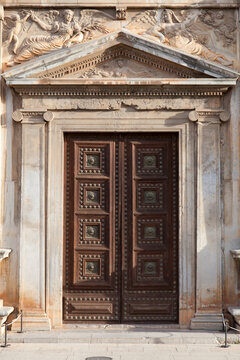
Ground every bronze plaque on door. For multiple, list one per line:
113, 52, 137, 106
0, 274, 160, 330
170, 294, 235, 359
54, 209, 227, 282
63, 133, 178, 323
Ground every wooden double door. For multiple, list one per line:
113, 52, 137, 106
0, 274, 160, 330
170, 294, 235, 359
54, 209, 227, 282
64, 133, 178, 323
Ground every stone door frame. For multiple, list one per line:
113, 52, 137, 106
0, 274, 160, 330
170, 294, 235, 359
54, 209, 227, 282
45, 111, 195, 327
11, 90, 231, 330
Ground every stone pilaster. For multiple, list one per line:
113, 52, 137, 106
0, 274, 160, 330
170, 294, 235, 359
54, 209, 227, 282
11, 110, 53, 331
189, 109, 230, 330
0, 6, 3, 75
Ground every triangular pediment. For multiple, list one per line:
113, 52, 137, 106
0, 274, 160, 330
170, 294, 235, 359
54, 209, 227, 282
36, 44, 206, 80
3, 30, 239, 84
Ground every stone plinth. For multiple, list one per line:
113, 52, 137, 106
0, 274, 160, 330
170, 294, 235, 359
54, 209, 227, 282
228, 307, 240, 327
0, 300, 14, 336
0, 249, 12, 262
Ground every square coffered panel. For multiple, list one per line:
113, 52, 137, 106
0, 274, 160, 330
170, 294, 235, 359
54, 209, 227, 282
137, 217, 165, 247
136, 147, 165, 175
77, 181, 109, 210
136, 254, 164, 283
76, 144, 109, 176
77, 216, 108, 246
137, 182, 165, 210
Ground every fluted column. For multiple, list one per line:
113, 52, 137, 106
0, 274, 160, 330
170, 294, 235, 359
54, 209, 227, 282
189, 109, 230, 330
12, 110, 53, 330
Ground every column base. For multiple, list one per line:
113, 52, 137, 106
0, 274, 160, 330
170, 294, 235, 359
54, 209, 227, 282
190, 313, 223, 330
11, 313, 51, 331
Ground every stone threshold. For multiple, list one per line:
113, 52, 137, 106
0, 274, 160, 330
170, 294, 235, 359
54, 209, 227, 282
5, 328, 240, 345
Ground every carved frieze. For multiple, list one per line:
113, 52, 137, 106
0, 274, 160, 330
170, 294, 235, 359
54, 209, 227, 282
2, 8, 237, 68
3, 9, 115, 66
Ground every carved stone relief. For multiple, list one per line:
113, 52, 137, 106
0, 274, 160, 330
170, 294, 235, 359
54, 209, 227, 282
127, 9, 236, 67
77, 58, 184, 78
3, 9, 115, 66
2, 8, 237, 68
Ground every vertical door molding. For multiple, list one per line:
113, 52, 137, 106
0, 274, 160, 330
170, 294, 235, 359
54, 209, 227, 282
189, 109, 230, 330
12, 110, 52, 330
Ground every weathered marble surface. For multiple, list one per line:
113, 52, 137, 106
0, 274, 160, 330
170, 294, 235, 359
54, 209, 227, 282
0, 2, 240, 332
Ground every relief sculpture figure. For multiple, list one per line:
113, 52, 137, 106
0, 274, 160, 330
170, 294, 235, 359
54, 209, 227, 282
3, 11, 31, 55
200, 10, 236, 47
7, 9, 111, 66
129, 9, 232, 66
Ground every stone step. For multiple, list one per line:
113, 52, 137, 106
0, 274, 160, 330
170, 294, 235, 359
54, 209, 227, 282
6, 329, 240, 345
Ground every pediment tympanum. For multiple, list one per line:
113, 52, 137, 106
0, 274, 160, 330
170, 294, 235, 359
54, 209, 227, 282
30, 44, 207, 80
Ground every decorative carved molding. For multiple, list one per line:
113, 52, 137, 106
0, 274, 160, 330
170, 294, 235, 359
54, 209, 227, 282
116, 8, 127, 21
12, 109, 51, 123
14, 85, 229, 98
188, 109, 230, 123
3, 8, 236, 67
36, 45, 197, 79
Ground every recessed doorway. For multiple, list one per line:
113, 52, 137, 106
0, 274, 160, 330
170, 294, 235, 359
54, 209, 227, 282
63, 133, 178, 323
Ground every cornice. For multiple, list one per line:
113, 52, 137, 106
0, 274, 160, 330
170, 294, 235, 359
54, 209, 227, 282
11, 84, 231, 98
2, 2, 240, 8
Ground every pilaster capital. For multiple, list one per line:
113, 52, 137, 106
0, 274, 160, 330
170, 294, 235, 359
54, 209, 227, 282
189, 109, 230, 124
12, 109, 53, 124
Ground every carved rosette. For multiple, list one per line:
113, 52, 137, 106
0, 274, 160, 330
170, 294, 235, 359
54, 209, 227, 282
12, 110, 54, 124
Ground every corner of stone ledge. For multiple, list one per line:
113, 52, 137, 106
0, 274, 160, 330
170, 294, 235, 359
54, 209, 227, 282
0, 248, 12, 262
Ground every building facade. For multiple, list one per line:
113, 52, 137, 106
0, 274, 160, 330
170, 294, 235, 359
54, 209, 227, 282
0, 0, 239, 330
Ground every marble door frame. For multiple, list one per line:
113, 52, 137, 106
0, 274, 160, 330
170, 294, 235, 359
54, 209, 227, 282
12, 102, 229, 330
45, 111, 195, 328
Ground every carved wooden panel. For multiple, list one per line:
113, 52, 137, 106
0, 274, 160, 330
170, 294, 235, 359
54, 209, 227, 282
64, 134, 120, 322
64, 133, 178, 323
122, 134, 178, 323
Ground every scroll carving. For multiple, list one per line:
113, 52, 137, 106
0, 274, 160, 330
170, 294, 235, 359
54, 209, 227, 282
188, 109, 230, 123
3, 8, 236, 68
